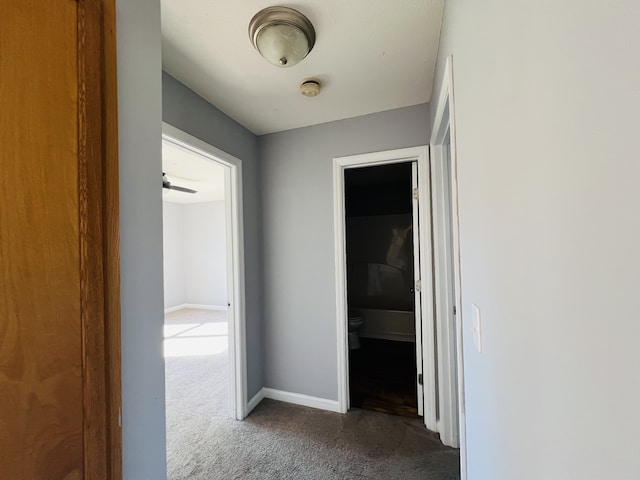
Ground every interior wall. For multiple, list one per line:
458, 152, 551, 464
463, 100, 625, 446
433, 1, 640, 479
183, 201, 228, 307
116, 0, 166, 478
259, 104, 429, 400
162, 202, 185, 308
162, 200, 227, 309
162, 71, 264, 399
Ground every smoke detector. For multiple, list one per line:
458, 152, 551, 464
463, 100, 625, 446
300, 79, 321, 97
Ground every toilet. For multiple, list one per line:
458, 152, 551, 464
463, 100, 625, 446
348, 314, 364, 350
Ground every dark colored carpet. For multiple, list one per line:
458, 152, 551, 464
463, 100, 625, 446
165, 310, 460, 479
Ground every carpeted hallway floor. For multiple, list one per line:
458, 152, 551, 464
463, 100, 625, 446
165, 308, 460, 479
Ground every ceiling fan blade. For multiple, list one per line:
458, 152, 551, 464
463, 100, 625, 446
162, 173, 197, 194
169, 184, 197, 194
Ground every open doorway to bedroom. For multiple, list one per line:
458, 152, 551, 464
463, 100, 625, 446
161, 125, 248, 477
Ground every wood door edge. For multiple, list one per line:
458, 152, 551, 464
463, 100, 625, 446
78, 0, 122, 478
104, 0, 122, 478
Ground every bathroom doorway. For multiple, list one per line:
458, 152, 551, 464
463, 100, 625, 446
344, 162, 418, 417
333, 146, 436, 427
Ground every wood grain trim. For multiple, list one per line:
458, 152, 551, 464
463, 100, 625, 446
77, 0, 121, 478
78, 0, 106, 476
103, 0, 123, 478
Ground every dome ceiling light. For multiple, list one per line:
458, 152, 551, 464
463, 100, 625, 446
248, 6, 316, 68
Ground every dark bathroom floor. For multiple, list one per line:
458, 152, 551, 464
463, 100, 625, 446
349, 337, 418, 418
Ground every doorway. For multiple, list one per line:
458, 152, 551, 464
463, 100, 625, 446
161, 124, 248, 474
344, 162, 418, 417
333, 146, 436, 427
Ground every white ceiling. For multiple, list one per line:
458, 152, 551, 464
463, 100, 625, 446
162, 141, 225, 204
161, 0, 444, 135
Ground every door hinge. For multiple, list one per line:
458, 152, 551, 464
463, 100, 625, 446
453, 305, 457, 315
418, 373, 423, 385
415, 279, 422, 292
413, 187, 419, 200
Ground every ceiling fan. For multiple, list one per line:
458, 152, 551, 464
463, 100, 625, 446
162, 173, 197, 194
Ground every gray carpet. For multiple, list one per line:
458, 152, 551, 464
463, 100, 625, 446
165, 310, 460, 479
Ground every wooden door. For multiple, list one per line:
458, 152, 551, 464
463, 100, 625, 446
0, 1, 120, 478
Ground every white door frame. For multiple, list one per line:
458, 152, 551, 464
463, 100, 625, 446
430, 56, 467, 476
410, 161, 424, 418
162, 122, 248, 421
332, 146, 437, 431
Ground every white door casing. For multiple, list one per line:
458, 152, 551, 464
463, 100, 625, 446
332, 146, 437, 429
162, 122, 248, 421
430, 55, 467, 475
432, 130, 459, 446
411, 161, 424, 418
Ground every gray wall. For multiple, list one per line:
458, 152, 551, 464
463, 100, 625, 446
162, 202, 186, 308
433, 1, 640, 479
109, 1, 640, 476
162, 72, 264, 399
162, 201, 228, 308
116, 0, 167, 478
183, 201, 228, 307
259, 104, 430, 400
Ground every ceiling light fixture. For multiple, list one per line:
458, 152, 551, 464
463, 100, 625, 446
249, 6, 316, 68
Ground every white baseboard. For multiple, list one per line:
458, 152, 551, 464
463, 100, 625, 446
262, 388, 342, 413
164, 304, 185, 313
164, 303, 228, 314
246, 388, 265, 415
184, 303, 228, 311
